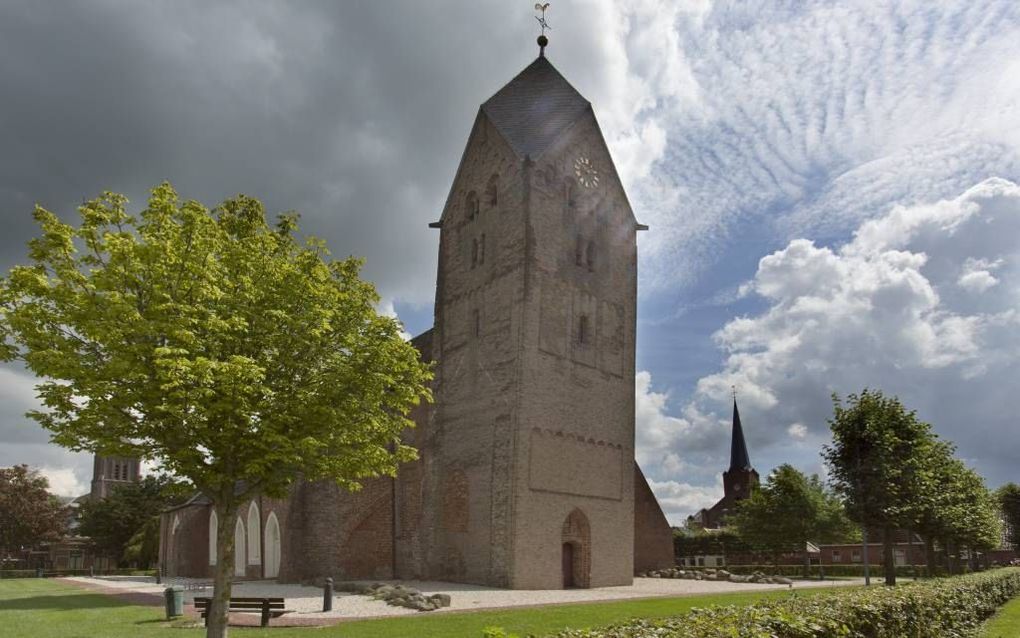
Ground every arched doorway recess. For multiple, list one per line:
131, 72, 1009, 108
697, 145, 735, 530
561, 508, 591, 588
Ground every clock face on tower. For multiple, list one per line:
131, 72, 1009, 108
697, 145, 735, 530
574, 156, 599, 188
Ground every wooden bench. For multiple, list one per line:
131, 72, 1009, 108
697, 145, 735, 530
193, 597, 288, 627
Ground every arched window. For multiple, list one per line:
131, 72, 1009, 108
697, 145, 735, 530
486, 174, 499, 208
208, 510, 218, 565
466, 191, 479, 221
246, 502, 261, 565
264, 512, 281, 579
578, 315, 589, 345
575, 235, 584, 266
586, 241, 595, 272
234, 517, 246, 577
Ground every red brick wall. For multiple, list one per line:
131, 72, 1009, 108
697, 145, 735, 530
633, 463, 675, 572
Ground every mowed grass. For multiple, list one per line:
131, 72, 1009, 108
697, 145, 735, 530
981, 594, 1020, 638
0, 577, 835, 638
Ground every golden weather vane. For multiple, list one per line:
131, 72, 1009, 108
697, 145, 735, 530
535, 3, 551, 36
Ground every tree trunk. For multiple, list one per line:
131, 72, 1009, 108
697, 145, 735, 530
924, 536, 936, 578
882, 525, 896, 586
208, 501, 237, 638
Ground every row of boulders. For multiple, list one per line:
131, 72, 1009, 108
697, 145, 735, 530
333, 581, 452, 612
639, 568, 793, 585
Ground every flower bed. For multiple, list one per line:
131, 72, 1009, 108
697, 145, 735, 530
542, 568, 1020, 638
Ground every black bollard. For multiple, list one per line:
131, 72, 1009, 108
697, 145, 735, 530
323, 577, 333, 612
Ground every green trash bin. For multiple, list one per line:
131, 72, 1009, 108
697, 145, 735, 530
164, 587, 184, 619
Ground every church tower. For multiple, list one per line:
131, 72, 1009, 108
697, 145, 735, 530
425, 37, 644, 589
89, 454, 141, 500
722, 399, 759, 503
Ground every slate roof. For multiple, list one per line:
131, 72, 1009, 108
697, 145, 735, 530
481, 55, 591, 159
729, 399, 753, 472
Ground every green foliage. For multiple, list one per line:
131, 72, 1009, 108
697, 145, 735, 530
995, 483, 1020, 550
0, 183, 433, 636
77, 475, 182, 566
673, 530, 752, 558
0, 465, 67, 561
729, 464, 857, 557
541, 568, 1020, 638
822, 390, 934, 535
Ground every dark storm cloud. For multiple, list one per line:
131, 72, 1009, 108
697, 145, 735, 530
0, 0, 561, 490
0, 0, 547, 303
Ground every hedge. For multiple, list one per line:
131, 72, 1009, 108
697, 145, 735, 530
541, 568, 1020, 638
677, 564, 926, 578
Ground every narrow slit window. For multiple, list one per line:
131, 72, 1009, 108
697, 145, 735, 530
578, 315, 589, 345
566, 180, 577, 209
466, 191, 479, 221
486, 174, 498, 208
575, 235, 584, 266
480, 234, 486, 265
473, 309, 480, 337
586, 241, 595, 272
471, 238, 478, 269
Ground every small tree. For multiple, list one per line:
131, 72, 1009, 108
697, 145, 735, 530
0, 184, 431, 637
729, 464, 855, 575
996, 483, 1020, 551
822, 390, 935, 585
77, 474, 185, 566
0, 465, 68, 565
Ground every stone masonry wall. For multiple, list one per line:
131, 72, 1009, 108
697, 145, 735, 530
510, 111, 638, 589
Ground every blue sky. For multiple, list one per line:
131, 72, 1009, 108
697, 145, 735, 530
1, 1, 1018, 522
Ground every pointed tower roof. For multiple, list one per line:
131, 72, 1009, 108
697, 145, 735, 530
481, 55, 591, 159
729, 399, 752, 472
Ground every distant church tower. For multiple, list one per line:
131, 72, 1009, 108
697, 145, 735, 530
687, 399, 760, 529
424, 35, 646, 589
89, 454, 141, 500
722, 398, 759, 504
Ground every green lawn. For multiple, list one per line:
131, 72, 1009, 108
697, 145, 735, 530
0, 578, 830, 638
981, 594, 1020, 638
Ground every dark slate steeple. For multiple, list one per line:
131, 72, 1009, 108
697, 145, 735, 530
729, 399, 752, 472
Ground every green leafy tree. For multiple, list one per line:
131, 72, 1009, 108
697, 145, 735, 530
0, 184, 432, 637
728, 464, 856, 575
996, 483, 1020, 551
0, 464, 68, 565
822, 390, 936, 585
77, 474, 185, 566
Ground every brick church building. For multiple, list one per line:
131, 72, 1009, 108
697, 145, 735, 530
159, 36, 674, 589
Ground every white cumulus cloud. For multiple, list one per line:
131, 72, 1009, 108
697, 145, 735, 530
639, 179, 1020, 521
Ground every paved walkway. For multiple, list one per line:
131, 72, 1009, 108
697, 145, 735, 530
62, 575, 863, 627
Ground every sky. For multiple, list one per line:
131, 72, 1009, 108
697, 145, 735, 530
1, 0, 1018, 523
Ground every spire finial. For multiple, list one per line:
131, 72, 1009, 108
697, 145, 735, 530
535, 3, 551, 57
731, 385, 737, 402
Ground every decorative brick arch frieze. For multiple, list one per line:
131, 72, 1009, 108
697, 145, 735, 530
561, 508, 592, 589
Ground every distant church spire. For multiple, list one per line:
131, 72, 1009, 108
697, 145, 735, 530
729, 396, 752, 472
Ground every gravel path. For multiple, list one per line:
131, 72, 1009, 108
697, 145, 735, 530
65, 575, 862, 621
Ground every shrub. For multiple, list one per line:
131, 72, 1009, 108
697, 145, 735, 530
540, 568, 1020, 638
